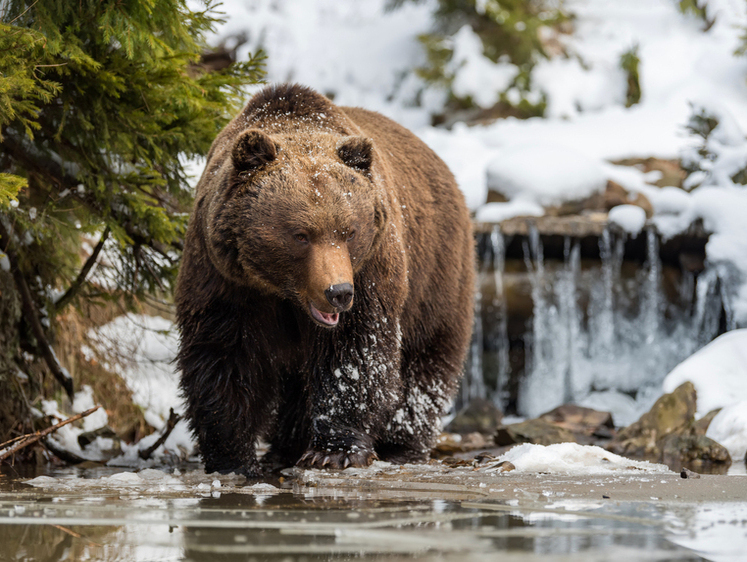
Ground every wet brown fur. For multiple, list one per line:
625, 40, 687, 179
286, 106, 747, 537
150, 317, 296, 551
176, 84, 475, 475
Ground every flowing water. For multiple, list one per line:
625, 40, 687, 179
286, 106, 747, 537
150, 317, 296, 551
465, 226, 734, 425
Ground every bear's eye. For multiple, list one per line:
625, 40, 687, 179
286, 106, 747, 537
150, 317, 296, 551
347, 230, 356, 241
294, 232, 309, 244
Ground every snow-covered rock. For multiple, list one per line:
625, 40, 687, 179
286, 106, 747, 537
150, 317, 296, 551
608, 204, 647, 236
486, 143, 607, 207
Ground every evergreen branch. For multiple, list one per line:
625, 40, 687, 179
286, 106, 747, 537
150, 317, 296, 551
0, 220, 74, 398
0, 406, 100, 462
2, 133, 183, 256
53, 225, 111, 313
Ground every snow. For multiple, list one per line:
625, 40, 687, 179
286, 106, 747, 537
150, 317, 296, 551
485, 143, 607, 207
608, 204, 647, 236
706, 401, 747, 462
449, 25, 519, 109
40, 387, 112, 462
662, 329, 747, 417
474, 199, 544, 223
85, 313, 184, 430
202, 0, 436, 130
495, 442, 671, 475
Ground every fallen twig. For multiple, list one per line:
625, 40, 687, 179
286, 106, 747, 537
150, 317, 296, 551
139, 408, 181, 460
0, 406, 101, 462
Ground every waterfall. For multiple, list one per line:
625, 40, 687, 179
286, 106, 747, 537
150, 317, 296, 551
467, 225, 734, 427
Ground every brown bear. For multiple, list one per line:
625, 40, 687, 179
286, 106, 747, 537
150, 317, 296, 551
176, 83, 474, 476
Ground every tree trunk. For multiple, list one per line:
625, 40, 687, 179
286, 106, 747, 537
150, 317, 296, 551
0, 268, 24, 442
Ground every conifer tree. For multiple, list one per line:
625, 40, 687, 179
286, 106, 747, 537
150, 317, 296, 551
0, 0, 264, 426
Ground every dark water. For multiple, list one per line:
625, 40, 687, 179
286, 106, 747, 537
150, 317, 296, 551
3, 464, 742, 562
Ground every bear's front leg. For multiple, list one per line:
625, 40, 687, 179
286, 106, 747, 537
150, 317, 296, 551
183, 369, 269, 477
298, 315, 402, 470
178, 310, 278, 477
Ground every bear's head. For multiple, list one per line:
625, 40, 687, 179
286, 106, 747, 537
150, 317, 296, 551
204, 128, 387, 328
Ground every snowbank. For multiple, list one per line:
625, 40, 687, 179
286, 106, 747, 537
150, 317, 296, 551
706, 401, 747, 462
495, 442, 671, 475
662, 330, 747, 417
485, 143, 607, 207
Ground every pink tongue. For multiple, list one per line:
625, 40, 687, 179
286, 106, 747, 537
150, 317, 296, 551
311, 303, 340, 325
320, 311, 339, 324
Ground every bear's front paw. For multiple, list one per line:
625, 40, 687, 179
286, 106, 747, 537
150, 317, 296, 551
297, 446, 378, 470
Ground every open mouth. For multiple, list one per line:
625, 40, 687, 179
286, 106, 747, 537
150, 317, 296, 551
309, 302, 340, 327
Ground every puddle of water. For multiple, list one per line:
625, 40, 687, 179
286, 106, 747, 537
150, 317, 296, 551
4, 465, 747, 561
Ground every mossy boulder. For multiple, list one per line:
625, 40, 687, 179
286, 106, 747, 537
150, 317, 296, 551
607, 382, 731, 471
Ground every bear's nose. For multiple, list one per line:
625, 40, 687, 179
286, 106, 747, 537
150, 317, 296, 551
325, 283, 354, 310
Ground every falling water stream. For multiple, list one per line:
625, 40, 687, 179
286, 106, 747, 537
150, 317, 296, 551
466, 225, 733, 426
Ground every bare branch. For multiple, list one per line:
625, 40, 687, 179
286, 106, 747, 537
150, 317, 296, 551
54, 226, 111, 312
139, 408, 181, 460
0, 406, 100, 461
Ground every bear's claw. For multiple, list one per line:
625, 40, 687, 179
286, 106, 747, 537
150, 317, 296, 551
297, 448, 378, 470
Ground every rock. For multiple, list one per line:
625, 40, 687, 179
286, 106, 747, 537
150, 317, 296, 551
604, 180, 654, 218
680, 467, 700, 479
660, 429, 731, 473
692, 408, 722, 436
495, 419, 575, 447
608, 382, 697, 459
607, 382, 732, 470
484, 460, 515, 473
538, 404, 615, 440
434, 432, 490, 456
445, 397, 503, 435
611, 157, 687, 189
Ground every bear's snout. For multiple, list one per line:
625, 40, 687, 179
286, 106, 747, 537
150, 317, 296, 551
325, 283, 354, 310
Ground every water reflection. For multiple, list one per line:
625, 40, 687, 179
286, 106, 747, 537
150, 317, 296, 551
0, 488, 727, 562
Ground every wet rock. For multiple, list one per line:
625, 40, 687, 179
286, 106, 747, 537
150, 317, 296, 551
607, 382, 732, 470
486, 213, 609, 238
538, 404, 616, 442
434, 432, 490, 456
608, 382, 697, 458
661, 430, 731, 473
680, 467, 701, 479
445, 397, 504, 435
484, 460, 515, 473
495, 419, 575, 447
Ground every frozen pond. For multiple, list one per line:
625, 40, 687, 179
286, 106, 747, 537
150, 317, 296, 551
2, 462, 746, 561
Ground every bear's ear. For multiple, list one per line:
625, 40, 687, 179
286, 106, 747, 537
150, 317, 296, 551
231, 129, 278, 172
337, 136, 373, 174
